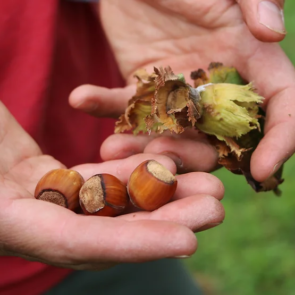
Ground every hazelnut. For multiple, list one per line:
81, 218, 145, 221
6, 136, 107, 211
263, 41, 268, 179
79, 174, 129, 217
34, 168, 84, 211
127, 160, 177, 211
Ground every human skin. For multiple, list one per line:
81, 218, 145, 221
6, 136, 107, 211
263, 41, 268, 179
70, 0, 293, 183
2, 0, 290, 271
0, 101, 224, 270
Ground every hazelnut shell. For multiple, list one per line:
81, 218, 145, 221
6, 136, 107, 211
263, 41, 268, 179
79, 173, 129, 217
34, 168, 84, 211
127, 160, 177, 211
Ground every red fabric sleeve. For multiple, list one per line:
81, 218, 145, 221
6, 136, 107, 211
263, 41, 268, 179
0, 1, 124, 294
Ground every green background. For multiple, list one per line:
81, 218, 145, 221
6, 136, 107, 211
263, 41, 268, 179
185, 2, 295, 295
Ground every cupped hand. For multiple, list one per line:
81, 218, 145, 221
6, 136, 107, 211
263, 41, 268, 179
0, 102, 224, 270
70, 0, 294, 182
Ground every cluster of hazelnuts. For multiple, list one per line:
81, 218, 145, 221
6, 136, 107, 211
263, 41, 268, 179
34, 160, 178, 216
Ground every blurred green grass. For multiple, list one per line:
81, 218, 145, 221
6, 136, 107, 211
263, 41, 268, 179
185, 2, 295, 295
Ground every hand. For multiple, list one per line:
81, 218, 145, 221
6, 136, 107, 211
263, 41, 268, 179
71, 0, 294, 182
237, 0, 286, 41
0, 102, 224, 270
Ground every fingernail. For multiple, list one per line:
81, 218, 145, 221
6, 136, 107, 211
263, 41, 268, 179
76, 100, 98, 112
173, 255, 190, 259
197, 222, 223, 232
161, 152, 183, 169
271, 159, 284, 176
258, 1, 286, 34
113, 150, 135, 160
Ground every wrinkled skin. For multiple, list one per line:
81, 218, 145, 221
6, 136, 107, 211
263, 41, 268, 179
71, 0, 294, 183
2, 0, 292, 272
0, 101, 224, 270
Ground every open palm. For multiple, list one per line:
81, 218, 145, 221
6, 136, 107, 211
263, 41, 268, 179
0, 102, 224, 269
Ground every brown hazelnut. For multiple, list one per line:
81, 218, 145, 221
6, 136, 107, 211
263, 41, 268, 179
34, 168, 84, 211
79, 174, 129, 217
127, 160, 177, 211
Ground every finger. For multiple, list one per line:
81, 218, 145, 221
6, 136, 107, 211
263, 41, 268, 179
119, 171, 225, 229
237, 0, 286, 42
72, 153, 177, 183
100, 128, 209, 161
119, 194, 225, 233
144, 136, 218, 173
251, 92, 295, 181
174, 173, 224, 201
69, 84, 135, 118
239, 43, 295, 181
0, 198, 197, 266
100, 133, 156, 161
0, 102, 42, 174
101, 132, 219, 173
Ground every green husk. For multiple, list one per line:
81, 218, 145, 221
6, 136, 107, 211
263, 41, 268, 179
115, 62, 284, 194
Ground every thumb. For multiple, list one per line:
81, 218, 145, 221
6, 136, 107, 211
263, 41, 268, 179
237, 0, 286, 42
69, 84, 135, 118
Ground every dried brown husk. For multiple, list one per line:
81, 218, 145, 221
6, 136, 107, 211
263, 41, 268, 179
115, 62, 284, 194
115, 69, 157, 134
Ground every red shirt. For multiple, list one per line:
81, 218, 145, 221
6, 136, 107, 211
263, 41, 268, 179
0, 1, 123, 294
